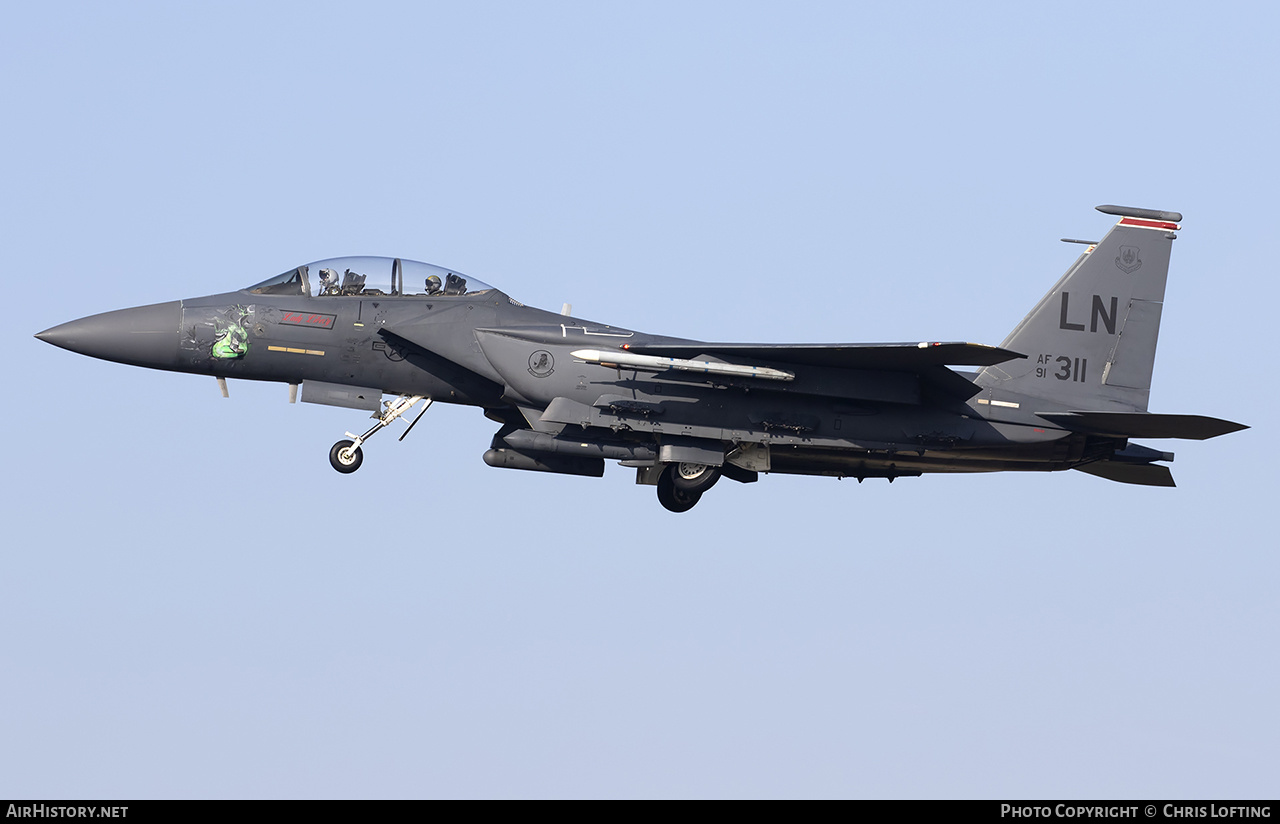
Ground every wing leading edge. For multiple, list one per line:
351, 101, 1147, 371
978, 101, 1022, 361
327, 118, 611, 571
619, 341, 1025, 370
607, 341, 1022, 402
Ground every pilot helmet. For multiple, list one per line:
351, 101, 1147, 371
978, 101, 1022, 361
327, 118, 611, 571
425, 275, 442, 294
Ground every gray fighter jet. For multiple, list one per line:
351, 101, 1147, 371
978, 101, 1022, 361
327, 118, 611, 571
36, 205, 1246, 511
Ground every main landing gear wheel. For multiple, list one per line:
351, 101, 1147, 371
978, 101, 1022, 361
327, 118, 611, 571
670, 462, 721, 494
657, 471, 701, 513
329, 439, 363, 473
657, 462, 721, 512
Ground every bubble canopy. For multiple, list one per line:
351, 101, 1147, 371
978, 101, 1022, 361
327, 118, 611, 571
247, 257, 496, 299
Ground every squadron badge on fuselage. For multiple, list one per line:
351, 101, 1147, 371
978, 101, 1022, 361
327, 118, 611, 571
528, 350, 554, 377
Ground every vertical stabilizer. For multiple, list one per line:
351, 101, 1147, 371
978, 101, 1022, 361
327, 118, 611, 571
975, 206, 1182, 411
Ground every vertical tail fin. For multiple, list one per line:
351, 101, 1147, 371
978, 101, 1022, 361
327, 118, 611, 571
975, 206, 1182, 411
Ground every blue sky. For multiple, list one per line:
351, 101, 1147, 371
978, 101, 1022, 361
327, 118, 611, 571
1, 1, 1275, 799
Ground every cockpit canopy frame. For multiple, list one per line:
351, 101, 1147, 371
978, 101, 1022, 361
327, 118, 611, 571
247, 256, 496, 300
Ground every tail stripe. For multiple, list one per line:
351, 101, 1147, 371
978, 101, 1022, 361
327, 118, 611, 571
1118, 217, 1180, 231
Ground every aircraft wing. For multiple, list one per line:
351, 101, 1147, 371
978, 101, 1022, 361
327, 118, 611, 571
579, 341, 1021, 402
619, 341, 1024, 370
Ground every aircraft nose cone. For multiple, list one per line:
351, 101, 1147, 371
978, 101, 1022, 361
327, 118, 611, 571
36, 300, 182, 369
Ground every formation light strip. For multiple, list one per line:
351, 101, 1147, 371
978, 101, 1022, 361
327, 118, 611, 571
267, 346, 326, 356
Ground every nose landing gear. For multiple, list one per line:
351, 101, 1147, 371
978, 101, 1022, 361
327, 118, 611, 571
328, 394, 432, 473
329, 439, 364, 473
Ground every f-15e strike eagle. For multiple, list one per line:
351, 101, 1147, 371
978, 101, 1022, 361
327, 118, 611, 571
37, 205, 1246, 511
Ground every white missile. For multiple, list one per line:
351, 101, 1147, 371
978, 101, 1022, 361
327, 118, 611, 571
570, 348, 794, 381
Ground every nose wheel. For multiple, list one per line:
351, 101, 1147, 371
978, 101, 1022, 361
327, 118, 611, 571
328, 394, 431, 473
329, 439, 363, 473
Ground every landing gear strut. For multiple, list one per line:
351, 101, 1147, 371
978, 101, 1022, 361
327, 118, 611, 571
328, 394, 432, 473
656, 462, 721, 512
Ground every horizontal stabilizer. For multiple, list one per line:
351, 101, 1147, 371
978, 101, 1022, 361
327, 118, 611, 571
621, 341, 1024, 370
1039, 411, 1248, 440
1074, 461, 1176, 487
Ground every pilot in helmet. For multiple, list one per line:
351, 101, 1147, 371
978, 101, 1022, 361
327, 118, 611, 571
425, 275, 442, 295
318, 268, 339, 295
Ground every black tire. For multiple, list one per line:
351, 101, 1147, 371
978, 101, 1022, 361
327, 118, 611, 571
668, 462, 721, 494
329, 439, 363, 473
657, 470, 702, 513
